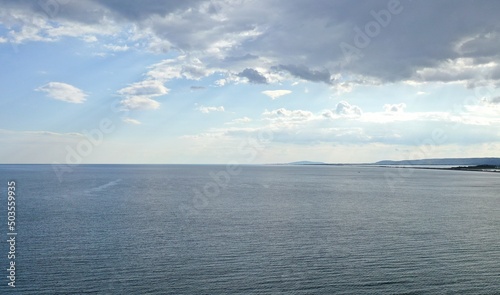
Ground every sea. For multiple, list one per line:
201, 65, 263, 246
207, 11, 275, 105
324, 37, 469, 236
0, 164, 499, 294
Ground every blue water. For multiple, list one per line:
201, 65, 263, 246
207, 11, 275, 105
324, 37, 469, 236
0, 164, 499, 294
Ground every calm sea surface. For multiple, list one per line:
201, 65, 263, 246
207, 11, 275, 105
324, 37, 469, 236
0, 164, 499, 294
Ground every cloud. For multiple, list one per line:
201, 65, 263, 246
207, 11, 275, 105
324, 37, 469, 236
104, 44, 130, 52
411, 58, 500, 86
36, 82, 87, 103
120, 97, 160, 110
0, 129, 83, 138
117, 80, 168, 110
122, 117, 142, 125
384, 103, 406, 113
5, 0, 500, 164
485, 96, 500, 104
146, 56, 220, 82
0, 128, 87, 163
82, 35, 98, 43
262, 90, 292, 100
94, 0, 206, 21
238, 68, 267, 84
272, 64, 332, 84
223, 54, 259, 63
262, 108, 314, 124
118, 80, 169, 97
225, 117, 252, 124
5, 0, 500, 88
196, 105, 225, 113
181, 88, 500, 150
334, 101, 363, 117
464, 102, 500, 119
0, 1, 119, 44
456, 31, 500, 58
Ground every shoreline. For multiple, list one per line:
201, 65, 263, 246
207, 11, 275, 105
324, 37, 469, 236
373, 165, 500, 173
281, 163, 500, 173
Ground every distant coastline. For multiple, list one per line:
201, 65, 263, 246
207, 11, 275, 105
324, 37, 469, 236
283, 157, 500, 173
377, 165, 500, 173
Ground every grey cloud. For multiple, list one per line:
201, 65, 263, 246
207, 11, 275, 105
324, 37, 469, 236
3, 0, 500, 85
6, 0, 113, 25
272, 64, 333, 84
458, 32, 500, 58
223, 54, 259, 63
238, 68, 267, 84
487, 96, 500, 104
89, 0, 206, 21
384, 103, 406, 113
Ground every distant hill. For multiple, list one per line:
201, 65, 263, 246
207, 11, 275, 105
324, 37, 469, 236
375, 157, 500, 166
288, 161, 325, 165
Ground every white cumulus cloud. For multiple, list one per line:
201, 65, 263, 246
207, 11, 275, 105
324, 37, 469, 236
263, 108, 314, 124
36, 82, 87, 103
262, 90, 292, 100
118, 80, 169, 97
120, 97, 160, 110
196, 105, 225, 113
336, 101, 362, 116
117, 80, 169, 110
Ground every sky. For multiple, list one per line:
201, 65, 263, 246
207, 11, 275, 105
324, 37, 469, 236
1, 0, 500, 164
